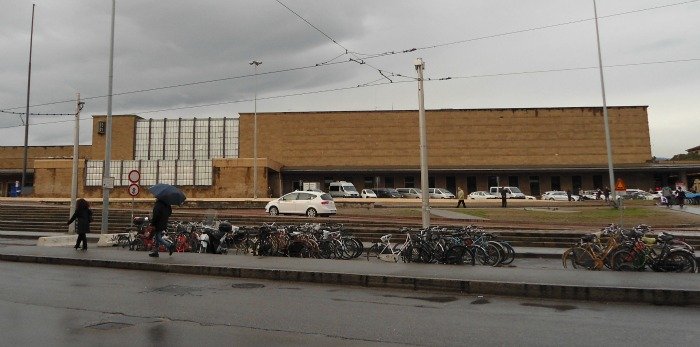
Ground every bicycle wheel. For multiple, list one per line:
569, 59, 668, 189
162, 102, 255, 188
442, 245, 467, 265
660, 251, 698, 273
498, 242, 516, 265
611, 250, 644, 271
474, 246, 496, 266
564, 246, 595, 270
319, 240, 337, 259
130, 238, 146, 251
366, 244, 380, 261
461, 247, 476, 266
486, 241, 506, 266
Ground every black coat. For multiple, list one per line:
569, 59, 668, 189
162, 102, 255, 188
67, 208, 93, 234
150, 199, 172, 232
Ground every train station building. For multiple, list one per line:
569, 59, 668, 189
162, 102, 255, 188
1, 106, 699, 198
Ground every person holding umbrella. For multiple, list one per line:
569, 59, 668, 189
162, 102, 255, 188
66, 198, 93, 251
148, 184, 186, 258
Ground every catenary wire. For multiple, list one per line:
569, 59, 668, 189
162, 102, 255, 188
1, 0, 698, 112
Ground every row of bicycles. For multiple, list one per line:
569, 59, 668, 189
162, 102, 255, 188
118, 217, 364, 260
366, 225, 515, 266
562, 224, 698, 273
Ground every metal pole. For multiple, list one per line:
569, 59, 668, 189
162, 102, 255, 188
69, 93, 82, 234
415, 58, 430, 228
21, 4, 36, 196
593, 0, 617, 204
250, 60, 262, 199
101, 0, 116, 234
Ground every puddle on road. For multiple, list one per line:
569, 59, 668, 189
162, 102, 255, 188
147, 284, 202, 296
471, 297, 490, 305
86, 322, 134, 330
231, 282, 265, 289
521, 302, 578, 311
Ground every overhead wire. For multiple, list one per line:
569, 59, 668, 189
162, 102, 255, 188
1, 0, 698, 112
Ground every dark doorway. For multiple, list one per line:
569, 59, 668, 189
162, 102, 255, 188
446, 176, 456, 194
508, 176, 519, 188
488, 176, 499, 188
551, 176, 561, 191
572, 176, 582, 194
467, 176, 477, 193
529, 176, 540, 196
593, 175, 603, 190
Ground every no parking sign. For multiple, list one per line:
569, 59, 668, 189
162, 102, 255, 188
128, 170, 140, 197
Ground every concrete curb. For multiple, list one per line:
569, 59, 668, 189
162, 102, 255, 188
0, 252, 696, 306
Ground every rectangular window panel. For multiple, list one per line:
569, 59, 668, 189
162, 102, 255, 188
177, 160, 194, 185
158, 160, 176, 185
164, 119, 180, 160
194, 160, 212, 185
85, 160, 103, 186
209, 118, 224, 159
179, 119, 194, 159
224, 118, 239, 158
150, 119, 165, 160
141, 160, 158, 186
135, 121, 150, 159
109, 161, 122, 186
194, 118, 209, 159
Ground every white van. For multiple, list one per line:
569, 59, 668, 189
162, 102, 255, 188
328, 181, 360, 198
489, 186, 526, 199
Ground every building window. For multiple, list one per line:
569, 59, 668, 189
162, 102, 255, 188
134, 117, 238, 160
405, 176, 415, 188
508, 176, 519, 188
364, 177, 373, 189
385, 176, 394, 188
488, 176, 499, 188
572, 176, 582, 194
84, 159, 212, 186
551, 176, 561, 191
593, 175, 603, 190
529, 176, 540, 196
466, 176, 477, 193
428, 176, 435, 188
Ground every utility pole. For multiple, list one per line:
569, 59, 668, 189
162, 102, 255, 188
69, 93, 84, 234
593, 0, 617, 204
414, 58, 430, 228
21, 4, 36, 196
101, 0, 116, 234
250, 60, 262, 199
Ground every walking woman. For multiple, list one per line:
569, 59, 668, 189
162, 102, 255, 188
66, 198, 93, 250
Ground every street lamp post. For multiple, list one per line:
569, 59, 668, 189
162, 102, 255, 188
250, 60, 262, 199
101, 0, 116, 234
414, 58, 430, 228
593, 0, 617, 203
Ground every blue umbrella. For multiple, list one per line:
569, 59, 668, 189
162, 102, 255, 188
149, 184, 186, 206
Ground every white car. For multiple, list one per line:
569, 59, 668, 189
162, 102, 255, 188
468, 191, 497, 199
524, 195, 537, 200
265, 191, 336, 217
361, 189, 377, 198
429, 188, 456, 199
541, 191, 579, 201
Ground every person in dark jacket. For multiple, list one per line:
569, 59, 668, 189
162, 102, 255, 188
149, 198, 175, 257
66, 198, 92, 250
676, 188, 686, 209
500, 187, 507, 208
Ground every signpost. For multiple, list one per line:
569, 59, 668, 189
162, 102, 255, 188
128, 170, 140, 223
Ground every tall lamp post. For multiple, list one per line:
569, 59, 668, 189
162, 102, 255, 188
101, 0, 116, 234
593, 0, 616, 203
414, 58, 430, 228
250, 60, 262, 199
21, 4, 36, 196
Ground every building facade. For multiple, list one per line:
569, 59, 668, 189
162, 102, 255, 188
8, 106, 700, 198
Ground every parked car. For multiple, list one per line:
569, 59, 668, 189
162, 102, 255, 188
489, 186, 526, 199
579, 190, 598, 200
373, 188, 403, 198
467, 191, 497, 199
541, 191, 579, 201
524, 195, 537, 200
428, 188, 455, 199
396, 188, 422, 199
265, 190, 336, 217
328, 181, 360, 198
360, 189, 377, 198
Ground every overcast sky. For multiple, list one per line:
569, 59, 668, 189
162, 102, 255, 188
0, 0, 698, 158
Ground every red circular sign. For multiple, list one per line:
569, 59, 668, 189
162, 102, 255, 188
128, 170, 140, 183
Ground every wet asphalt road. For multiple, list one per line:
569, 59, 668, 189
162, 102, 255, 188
0, 261, 697, 346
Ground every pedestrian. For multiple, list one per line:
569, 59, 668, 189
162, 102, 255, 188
662, 186, 673, 208
149, 198, 175, 257
500, 187, 507, 208
596, 188, 602, 200
66, 198, 93, 251
566, 189, 572, 202
603, 187, 610, 202
676, 188, 686, 209
456, 187, 466, 208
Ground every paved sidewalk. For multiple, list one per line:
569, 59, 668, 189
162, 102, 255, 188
0, 244, 696, 306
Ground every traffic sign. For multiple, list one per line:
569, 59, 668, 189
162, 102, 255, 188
128, 170, 140, 183
615, 178, 626, 192
128, 183, 140, 197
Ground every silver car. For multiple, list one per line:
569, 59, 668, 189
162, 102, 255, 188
396, 188, 422, 198
429, 188, 456, 199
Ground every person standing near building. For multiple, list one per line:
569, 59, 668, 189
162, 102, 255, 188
603, 187, 610, 202
566, 189, 572, 202
676, 188, 686, 209
662, 185, 673, 208
149, 198, 175, 257
500, 187, 507, 208
456, 187, 466, 208
66, 198, 92, 251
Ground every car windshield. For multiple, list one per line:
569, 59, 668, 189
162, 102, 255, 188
320, 193, 333, 201
439, 189, 453, 194
510, 187, 522, 193
343, 185, 358, 192
364, 189, 374, 194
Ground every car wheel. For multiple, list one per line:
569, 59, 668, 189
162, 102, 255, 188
306, 208, 317, 217
268, 206, 279, 216
549, 198, 555, 201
